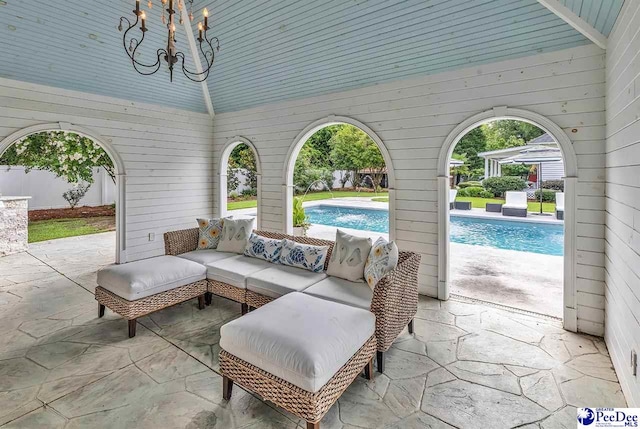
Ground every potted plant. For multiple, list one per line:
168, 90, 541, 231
292, 196, 310, 236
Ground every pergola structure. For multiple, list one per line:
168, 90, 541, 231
1, 0, 639, 421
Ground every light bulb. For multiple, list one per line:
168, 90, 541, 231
147, 0, 152, 8
203, 8, 209, 17
141, 11, 146, 19
198, 22, 203, 30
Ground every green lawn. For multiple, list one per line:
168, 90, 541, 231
227, 190, 389, 210
456, 197, 556, 213
372, 197, 389, 203
28, 217, 115, 243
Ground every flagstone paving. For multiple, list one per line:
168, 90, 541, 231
0, 233, 627, 428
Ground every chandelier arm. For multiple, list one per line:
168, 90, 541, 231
176, 52, 211, 82
130, 31, 168, 72
120, 16, 139, 62
131, 49, 167, 76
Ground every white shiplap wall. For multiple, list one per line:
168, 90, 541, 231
604, 0, 640, 407
212, 44, 607, 336
0, 78, 215, 261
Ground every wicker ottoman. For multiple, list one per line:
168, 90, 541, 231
96, 255, 207, 337
219, 292, 376, 429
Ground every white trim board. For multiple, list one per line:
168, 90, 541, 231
537, 0, 608, 49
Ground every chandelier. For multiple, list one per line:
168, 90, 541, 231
118, 0, 219, 82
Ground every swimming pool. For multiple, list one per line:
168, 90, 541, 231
304, 205, 564, 256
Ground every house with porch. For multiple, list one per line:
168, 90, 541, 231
478, 133, 565, 184
0, 0, 639, 427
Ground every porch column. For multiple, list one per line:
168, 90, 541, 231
496, 162, 502, 176
484, 158, 489, 179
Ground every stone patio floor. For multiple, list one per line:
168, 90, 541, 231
0, 232, 627, 428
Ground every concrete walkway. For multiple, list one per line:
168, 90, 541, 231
0, 233, 627, 428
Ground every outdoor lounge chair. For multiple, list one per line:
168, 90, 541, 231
502, 191, 528, 217
449, 189, 457, 210
556, 192, 564, 220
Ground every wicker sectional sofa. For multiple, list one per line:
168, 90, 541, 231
163, 227, 421, 372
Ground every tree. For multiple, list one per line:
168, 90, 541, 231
329, 125, 384, 188
228, 143, 257, 190
482, 120, 544, 151
0, 131, 115, 184
453, 127, 486, 179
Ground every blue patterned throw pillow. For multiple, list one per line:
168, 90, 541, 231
364, 237, 399, 290
244, 233, 283, 263
278, 239, 329, 273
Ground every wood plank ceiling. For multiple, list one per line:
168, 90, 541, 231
0, 0, 624, 113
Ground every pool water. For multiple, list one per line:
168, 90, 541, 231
304, 205, 564, 256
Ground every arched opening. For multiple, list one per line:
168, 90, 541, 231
283, 116, 395, 241
0, 123, 126, 264
218, 137, 262, 229
438, 107, 578, 331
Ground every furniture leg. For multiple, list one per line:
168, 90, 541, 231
241, 303, 248, 315
198, 294, 205, 310
376, 351, 384, 373
306, 422, 320, 429
98, 303, 105, 318
364, 358, 373, 380
205, 292, 212, 306
408, 318, 414, 334
128, 319, 137, 338
223, 376, 233, 400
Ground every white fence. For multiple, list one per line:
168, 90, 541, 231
0, 166, 116, 210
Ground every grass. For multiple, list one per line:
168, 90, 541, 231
455, 197, 556, 213
372, 197, 389, 202
28, 217, 115, 243
227, 190, 389, 210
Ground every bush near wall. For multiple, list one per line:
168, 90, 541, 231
482, 176, 527, 197
458, 181, 482, 188
534, 189, 557, 202
457, 186, 494, 198
541, 180, 564, 191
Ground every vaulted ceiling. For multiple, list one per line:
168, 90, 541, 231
0, 0, 624, 114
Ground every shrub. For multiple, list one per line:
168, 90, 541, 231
294, 168, 334, 194
241, 188, 257, 197
62, 183, 90, 209
458, 181, 482, 189
292, 197, 309, 229
457, 186, 493, 198
541, 180, 564, 191
482, 176, 526, 197
534, 189, 557, 202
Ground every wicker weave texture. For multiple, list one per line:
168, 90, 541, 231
164, 227, 199, 256
208, 280, 246, 304
220, 335, 376, 423
245, 289, 275, 308
370, 251, 421, 352
95, 280, 207, 320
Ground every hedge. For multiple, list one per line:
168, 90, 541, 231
541, 180, 564, 191
458, 181, 482, 189
482, 176, 527, 197
534, 189, 557, 202
457, 186, 494, 198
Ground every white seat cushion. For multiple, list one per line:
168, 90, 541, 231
97, 255, 206, 301
247, 265, 327, 299
177, 249, 237, 266
220, 292, 375, 393
303, 276, 373, 310
206, 255, 272, 289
